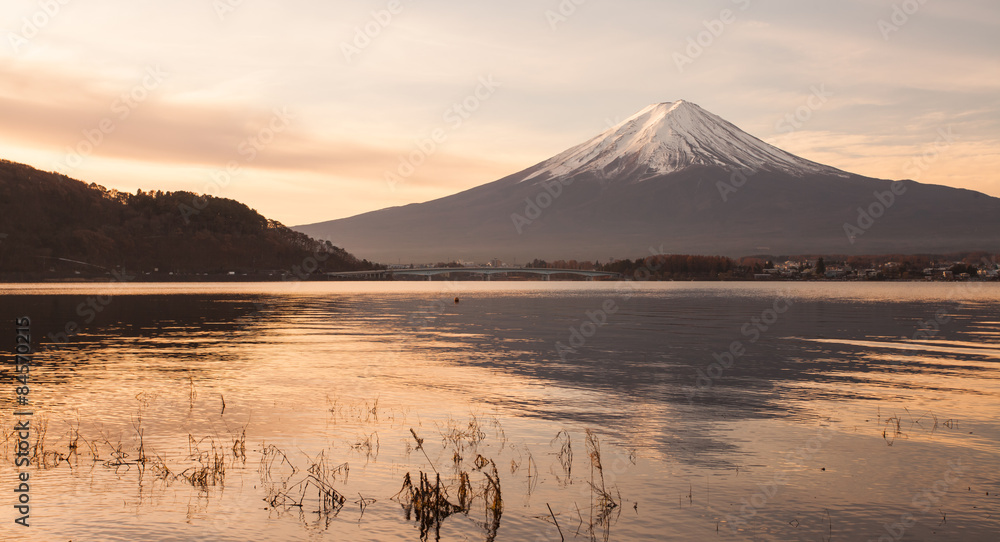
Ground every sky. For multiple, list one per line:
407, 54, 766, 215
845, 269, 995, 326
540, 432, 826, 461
1, 0, 998, 226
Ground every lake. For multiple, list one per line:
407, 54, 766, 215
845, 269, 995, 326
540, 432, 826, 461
1, 281, 999, 541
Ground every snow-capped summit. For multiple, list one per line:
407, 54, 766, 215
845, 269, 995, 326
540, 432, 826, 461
296, 100, 1000, 263
524, 100, 844, 182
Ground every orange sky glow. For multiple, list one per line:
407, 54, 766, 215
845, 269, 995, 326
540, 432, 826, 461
1, 0, 997, 226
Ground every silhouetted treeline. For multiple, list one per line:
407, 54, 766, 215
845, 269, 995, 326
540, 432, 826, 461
601, 254, 735, 279
526, 255, 735, 279
525, 259, 596, 270
529, 251, 997, 280
0, 159, 381, 278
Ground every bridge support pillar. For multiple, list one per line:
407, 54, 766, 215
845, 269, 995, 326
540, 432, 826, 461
544, 274, 550, 281
426, 275, 432, 281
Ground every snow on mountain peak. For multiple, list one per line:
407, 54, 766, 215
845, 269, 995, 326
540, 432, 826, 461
523, 100, 844, 182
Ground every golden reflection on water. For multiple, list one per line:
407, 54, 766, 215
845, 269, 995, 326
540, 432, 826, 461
803, 337, 1000, 358
0, 282, 999, 541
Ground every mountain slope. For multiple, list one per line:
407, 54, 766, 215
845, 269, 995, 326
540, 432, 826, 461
523, 100, 845, 182
295, 101, 1000, 262
0, 159, 379, 277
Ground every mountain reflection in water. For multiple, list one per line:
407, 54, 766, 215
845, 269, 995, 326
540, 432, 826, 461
1, 282, 998, 541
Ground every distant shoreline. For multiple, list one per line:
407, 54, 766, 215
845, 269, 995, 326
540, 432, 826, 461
2, 275, 995, 284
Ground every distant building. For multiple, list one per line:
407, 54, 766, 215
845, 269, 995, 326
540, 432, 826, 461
924, 267, 954, 280
825, 268, 847, 279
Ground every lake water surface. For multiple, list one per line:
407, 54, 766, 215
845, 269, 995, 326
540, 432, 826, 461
1, 282, 999, 541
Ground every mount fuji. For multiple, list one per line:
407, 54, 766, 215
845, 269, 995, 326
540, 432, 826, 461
295, 101, 1000, 262
522, 100, 844, 182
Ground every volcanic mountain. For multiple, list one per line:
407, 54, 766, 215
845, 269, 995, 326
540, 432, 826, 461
296, 101, 1000, 262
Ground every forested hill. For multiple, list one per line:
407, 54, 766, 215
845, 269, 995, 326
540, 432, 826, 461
0, 159, 380, 279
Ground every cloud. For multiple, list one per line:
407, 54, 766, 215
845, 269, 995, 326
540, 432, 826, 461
1, 0, 997, 225
0, 59, 506, 184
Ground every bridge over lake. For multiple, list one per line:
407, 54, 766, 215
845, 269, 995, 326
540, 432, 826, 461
327, 267, 621, 281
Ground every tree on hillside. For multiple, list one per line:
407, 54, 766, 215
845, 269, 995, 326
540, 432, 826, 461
0, 160, 382, 277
